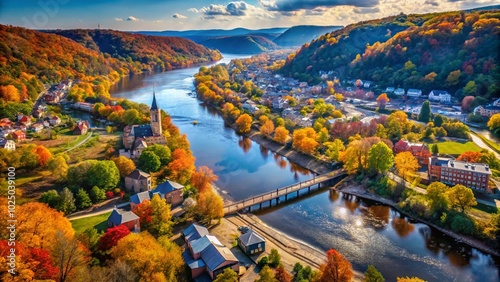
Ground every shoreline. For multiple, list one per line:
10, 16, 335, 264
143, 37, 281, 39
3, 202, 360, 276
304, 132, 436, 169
335, 181, 500, 258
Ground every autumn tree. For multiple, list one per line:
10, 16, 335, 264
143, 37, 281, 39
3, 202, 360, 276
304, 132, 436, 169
461, 96, 475, 112
112, 156, 136, 178
367, 141, 394, 174
33, 145, 52, 166
99, 225, 131, 251
52, 231, 90, 282
457, 151, 482, 163
111, 232, 183, 281
149, 194, 173, 237
196, 189, 224, 224
261, 119, 275, 138
418, 100, 431, 122
168, 148, 196, 185
274, 126, 290, 144
318, 249, 353, 282
446, 184, 477, 213
222, 102, 241, 120
487, 113, 500, 134
325, 139, 345, 162
376, 93, 389, 109
257, 265, 276, 282
340, 137, 380, 174
138, 151, 161, 173
426, 182, 449, 215
394, 152, 419, 181
132, 200, 153, 231
214, 268, 239, 282
191, 166, 218, 193
293, 127, 319, 155
275, 264, 293, 282
363, 265, 384, 282
48, 155, 69, 180
236, 113, 253, 133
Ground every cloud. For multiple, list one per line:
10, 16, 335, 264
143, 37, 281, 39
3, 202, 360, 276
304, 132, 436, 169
424, 0, 439, 6
260, 0, 379, 12
192, 1, 272, 20
187, 8, 199, 13
353, 6, 380, 14
173, 13, 187, 19
126, 16, 140, 21
114, 18, 123, 22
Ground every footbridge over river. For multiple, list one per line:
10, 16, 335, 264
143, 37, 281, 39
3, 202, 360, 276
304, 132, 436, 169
223, 169, 347, 214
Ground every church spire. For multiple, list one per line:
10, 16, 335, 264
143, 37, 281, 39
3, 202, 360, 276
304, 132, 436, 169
151, 91, 158, 110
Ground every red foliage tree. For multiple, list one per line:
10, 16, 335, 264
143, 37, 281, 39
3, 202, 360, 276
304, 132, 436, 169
191, 166, 218, 193
132, 200, 153, 229
99, 225, 131, 251
29, 247, 59, 279
461, 96, 475, 112
457, 151, 482, 163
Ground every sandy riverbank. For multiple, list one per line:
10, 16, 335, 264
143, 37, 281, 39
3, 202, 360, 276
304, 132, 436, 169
335, 180, 500, 258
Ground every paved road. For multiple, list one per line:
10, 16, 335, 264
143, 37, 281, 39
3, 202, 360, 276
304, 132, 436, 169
63, 131, 93, 153
469, 131, 500, 159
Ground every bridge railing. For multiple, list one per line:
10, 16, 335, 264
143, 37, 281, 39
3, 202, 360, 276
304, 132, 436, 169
224, 169, 345, 212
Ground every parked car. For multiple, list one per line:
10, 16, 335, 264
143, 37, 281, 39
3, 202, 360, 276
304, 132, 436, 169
238, 226, 250, 233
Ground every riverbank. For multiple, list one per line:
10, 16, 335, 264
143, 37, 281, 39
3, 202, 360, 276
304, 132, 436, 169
335, 179, 500, 258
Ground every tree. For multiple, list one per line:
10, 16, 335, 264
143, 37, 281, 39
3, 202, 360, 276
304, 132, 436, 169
261, 119, 275, 138
196, 189, 224, 224
112, 156, 136, 178
463, 81, 477, 96
274, 126, 290, 144
293, 127, 319, 155
138, 151, 161, 173
457, 151, 482, 163
99, 225, 131, 251
446, 184, 477, 213
367, 142, 394, 173
48, 155, 69, 180
143, 144, 171, 165
394, 152, 419, 181
75, 189, 92, 210
236, 114, 253, 133
325, 139, 345, 162
111, 232, 183, 281
149, 194, 173, 237
275, 264, 292, 282
191, 166, 218, 193
33, 145, 52, 166
52, 231, 89, 282
426, 182, 449, 214
214, 268, 239, 282
376, 93, 389, 109
40, 190, 61, 208
318, 249, 353, 282
363, 265, 384, 282
461, 96, 475, 112
90, 186, 106, 203
132, 200, 154, 231
257, 265, 277, 282
418, 101, 431, 122
57, 188, 76, 215
433, 115, 444, 127
78, 228, 102, 253
431, 144, 439, 155
445, 70, 461, 87
168, 148, 196, 185
268, 248, 281, 267
487, 113, 500, 134
87, 160, 120, 190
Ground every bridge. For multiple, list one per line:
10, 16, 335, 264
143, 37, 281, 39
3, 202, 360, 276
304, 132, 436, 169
223, 169, 346, 214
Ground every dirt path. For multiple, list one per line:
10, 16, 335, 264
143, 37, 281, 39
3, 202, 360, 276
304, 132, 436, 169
63, 131, 93, 153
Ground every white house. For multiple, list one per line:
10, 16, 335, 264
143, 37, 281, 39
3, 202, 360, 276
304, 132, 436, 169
0, 139, 15, 151
474, 105, 500, 117
428, 90, 451, 103
49, 116, 62, 126
394, 88, 405, 96
272, 96, 285, 109
493, 98, 500, 107
385, 87, 395, 93
242, 100, 259, 114
407, 89, 422, 98
31, 123, 44, 133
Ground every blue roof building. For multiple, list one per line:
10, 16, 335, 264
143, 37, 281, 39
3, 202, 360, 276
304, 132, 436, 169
238, 229, 266, 255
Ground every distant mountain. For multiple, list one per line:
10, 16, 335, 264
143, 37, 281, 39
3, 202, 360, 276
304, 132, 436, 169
201, 35, 279, 54
137, 27, 289, 38
47, 29, 221, 72
273, 25, 343, 47
464, 4, 500, 11
280, 10, 500, 99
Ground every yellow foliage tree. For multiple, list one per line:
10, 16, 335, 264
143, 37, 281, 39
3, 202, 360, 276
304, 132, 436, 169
394, 152, 419, 181
274, 126, 290, 144
293, 127, 319, 155
196, 189, 224, 224
260, 119, 275, 138
112, 156, 136, 178
236, 114, 253, 133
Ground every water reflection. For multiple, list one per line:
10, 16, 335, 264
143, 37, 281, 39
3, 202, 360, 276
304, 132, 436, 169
392, 217, 415, 237
260, 145, 269, 160
238, 136, 252, 153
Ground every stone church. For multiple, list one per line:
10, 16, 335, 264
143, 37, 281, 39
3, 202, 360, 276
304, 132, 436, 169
122, 92, 167, 159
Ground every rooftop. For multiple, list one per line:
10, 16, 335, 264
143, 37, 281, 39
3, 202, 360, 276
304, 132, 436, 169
108, 209, 139, 226
126, 169, 151, 180
429, 157, 491, 174
154, 180, 184, 194
183, 223, 210, 242
190, 235, 224, 254
238, 229, 266, 246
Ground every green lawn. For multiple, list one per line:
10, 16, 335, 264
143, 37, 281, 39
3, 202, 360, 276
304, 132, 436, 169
430, 140, 482, 155
70, 211, 111, 234
474, 133, 500, 154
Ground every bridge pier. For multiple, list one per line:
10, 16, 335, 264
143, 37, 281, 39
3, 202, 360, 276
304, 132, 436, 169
276, 197, 279, 205
297, 190, 299, 197
285, 194, 288, 201
259, 203, 262, 210
308, 186, 311, 193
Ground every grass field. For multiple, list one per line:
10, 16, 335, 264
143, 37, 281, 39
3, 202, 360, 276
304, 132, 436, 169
474, 133, 500, 154
429, 140, 482, 155
70, 211, 111, 234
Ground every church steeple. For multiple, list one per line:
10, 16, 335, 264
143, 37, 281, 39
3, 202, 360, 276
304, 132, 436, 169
151, 91, 158, 111
150, 91, 162, 136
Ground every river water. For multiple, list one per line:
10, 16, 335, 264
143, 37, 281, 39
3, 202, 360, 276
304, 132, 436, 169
110, 54, 499, 282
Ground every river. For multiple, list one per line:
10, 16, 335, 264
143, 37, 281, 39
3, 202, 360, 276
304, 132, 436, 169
110, 54, 500, 282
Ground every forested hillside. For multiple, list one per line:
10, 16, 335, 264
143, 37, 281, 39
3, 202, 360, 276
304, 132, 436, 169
280, 10, 500, 99
201, 35, 278, 54
273, 25, 342, 47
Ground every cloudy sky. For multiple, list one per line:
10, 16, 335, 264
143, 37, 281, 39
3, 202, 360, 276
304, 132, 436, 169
0, 0, 496, 31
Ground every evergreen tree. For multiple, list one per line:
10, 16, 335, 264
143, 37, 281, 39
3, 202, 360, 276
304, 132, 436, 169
418, 100, 431, 122
75, 189, 92, 209
57, 188, 76, 215
431, 144, 439, 155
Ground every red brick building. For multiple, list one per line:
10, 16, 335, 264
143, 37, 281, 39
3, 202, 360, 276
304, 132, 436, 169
428, 157, 491, 190
394, 140, 432, 165
12, 130, 26, 141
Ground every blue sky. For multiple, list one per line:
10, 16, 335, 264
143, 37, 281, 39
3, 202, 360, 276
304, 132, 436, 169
0, 0, 496, 31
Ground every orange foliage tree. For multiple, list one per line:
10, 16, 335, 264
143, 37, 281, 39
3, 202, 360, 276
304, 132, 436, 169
196, 189, 224, 224
0, 85, 21, 102
274, 126, 290, 144
236, 114, 253, 133
111, 156, 136, 178
191, 166, 218, 193
260, 119, 275, 138
318, 249, 353, 282
376, 93, 390, 109
33, 145, 52, 166
167, 148, 196, 185
292, 127, 319, 155
457, 151, 482, 163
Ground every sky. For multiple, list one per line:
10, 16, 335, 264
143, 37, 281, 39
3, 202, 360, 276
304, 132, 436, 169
0, 0, 497, 31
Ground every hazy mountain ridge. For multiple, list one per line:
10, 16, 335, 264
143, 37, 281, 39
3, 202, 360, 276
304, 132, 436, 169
273, 25, 343, 47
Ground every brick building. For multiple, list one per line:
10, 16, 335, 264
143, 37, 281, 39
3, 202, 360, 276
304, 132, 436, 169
428, 157, 491, 190
394, 140, 432, 165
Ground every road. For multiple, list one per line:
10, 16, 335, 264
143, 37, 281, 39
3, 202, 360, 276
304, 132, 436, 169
469, 131, 500, 159
67, 201, 129, 221
63, 131, 93, 153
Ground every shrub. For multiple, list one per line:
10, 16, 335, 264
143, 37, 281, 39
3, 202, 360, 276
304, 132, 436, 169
106, 191, 115, 199
258, 256, 269, 267
450, 214, 476, 235
268, 249, 281, 267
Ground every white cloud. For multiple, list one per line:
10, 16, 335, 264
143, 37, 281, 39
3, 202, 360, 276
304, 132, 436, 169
126, 16, 141, 21
114, 18, 124, 21
173, 13, 187, 19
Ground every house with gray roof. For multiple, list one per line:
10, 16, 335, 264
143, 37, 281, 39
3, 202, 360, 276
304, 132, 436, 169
200, 243, 239, 279
189, 235, 224, 259
238, 229, 266, 255
153, 180, 184, 206
124, 169, 151, 193
107, 209, 140, 232
182, 223, 210, 245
